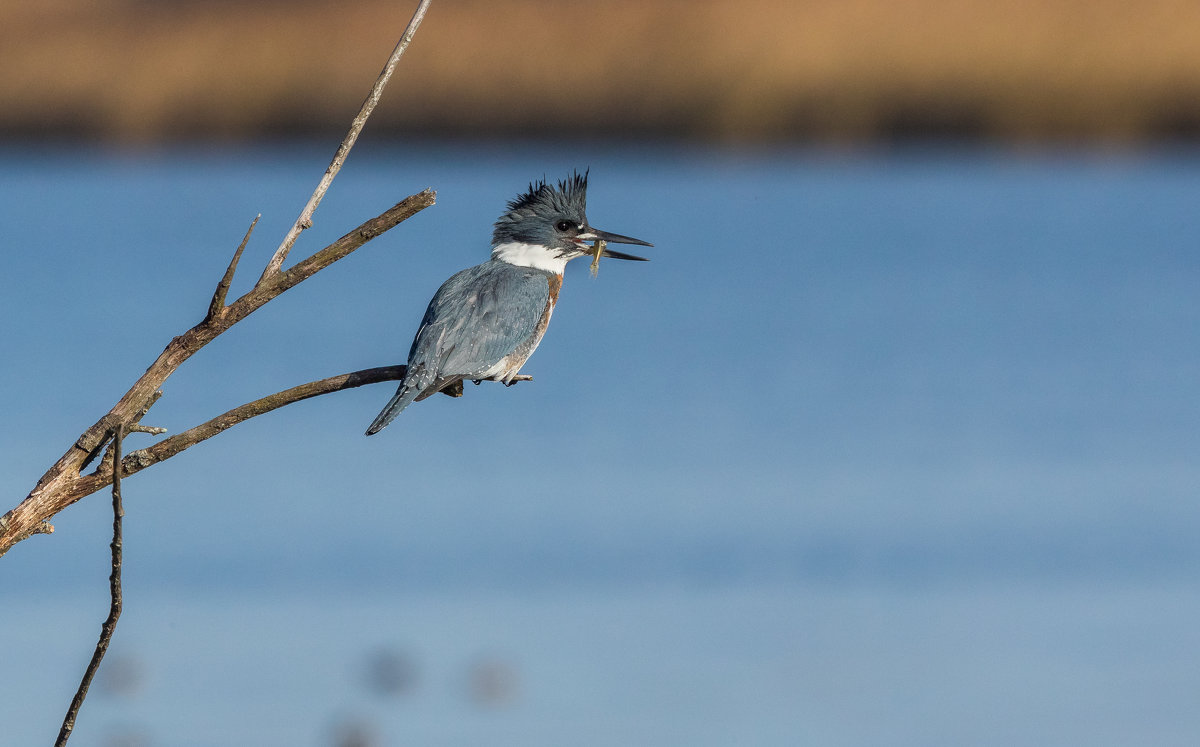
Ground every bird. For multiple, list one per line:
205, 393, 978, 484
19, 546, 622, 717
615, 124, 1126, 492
365, 172, 652, 435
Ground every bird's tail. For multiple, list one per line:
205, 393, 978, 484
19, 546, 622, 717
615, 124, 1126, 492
365, 386, 420, 435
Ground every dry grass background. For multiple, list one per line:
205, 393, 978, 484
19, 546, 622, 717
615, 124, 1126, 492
3, 0, 1200, 143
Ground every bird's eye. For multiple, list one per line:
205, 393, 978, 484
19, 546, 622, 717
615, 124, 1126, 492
555, 220, 575, 233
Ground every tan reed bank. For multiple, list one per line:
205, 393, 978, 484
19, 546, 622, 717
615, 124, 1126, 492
2, 0, 1199, 143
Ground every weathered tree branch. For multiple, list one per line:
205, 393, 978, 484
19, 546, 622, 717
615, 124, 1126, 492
0, 0, 438, 559
70, 365, 409, 502
0, 192, 433, 558
260, 0, 434, 281
54, 360, 517, 508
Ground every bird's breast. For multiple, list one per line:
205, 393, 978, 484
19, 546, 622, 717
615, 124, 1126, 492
481, 271, 562, 383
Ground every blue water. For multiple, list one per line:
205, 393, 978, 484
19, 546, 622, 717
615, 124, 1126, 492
1, 142, 1198, 745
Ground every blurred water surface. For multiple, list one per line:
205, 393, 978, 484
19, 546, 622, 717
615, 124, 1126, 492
0, 142, 1197, 745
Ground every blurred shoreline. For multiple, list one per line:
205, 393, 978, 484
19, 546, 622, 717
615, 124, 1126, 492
4, 0, 1200, 145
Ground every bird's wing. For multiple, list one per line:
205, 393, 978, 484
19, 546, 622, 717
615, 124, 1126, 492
407, 261, 550, 386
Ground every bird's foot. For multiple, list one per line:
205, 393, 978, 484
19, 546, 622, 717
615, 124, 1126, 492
470, 374, 533, 387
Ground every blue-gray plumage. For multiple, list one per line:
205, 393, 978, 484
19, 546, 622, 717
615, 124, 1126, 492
366, 172, 652, 435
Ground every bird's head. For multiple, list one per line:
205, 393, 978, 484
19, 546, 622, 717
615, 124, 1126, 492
491, 171, 653, 267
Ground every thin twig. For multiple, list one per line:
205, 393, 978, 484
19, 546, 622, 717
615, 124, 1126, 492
127, 424, 168, 435
208, 214, 259, 320
258, 0, 434, 282
56, 426, 125, 747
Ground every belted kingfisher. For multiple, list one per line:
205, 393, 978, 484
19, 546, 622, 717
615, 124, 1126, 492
365, 172, 652, 435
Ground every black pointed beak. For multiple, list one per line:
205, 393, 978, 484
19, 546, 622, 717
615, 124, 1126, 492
579, 226, 653, 261
599, 247, 650, 261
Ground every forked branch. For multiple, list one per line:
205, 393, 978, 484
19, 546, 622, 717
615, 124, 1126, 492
260, 0, 434, 281
0, 191, 434, 557
0, 0, 437, 559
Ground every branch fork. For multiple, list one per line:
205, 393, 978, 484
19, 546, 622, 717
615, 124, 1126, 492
0, 0, 437, 560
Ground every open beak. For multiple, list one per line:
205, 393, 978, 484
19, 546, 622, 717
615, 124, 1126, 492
578, 226, 653, 261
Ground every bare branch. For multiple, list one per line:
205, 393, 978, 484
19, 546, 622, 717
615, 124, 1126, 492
1, 3, 437, 559
127, 424, 168, 436
256, 191, 435, 302
208, 214, 259, 320
258, 0, 434, 282
56, 426, 125, 746
1, 192, 432, 558
65, 366, 408, 502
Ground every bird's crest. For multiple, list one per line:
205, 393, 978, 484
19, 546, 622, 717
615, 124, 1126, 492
505, 170, 588, 217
